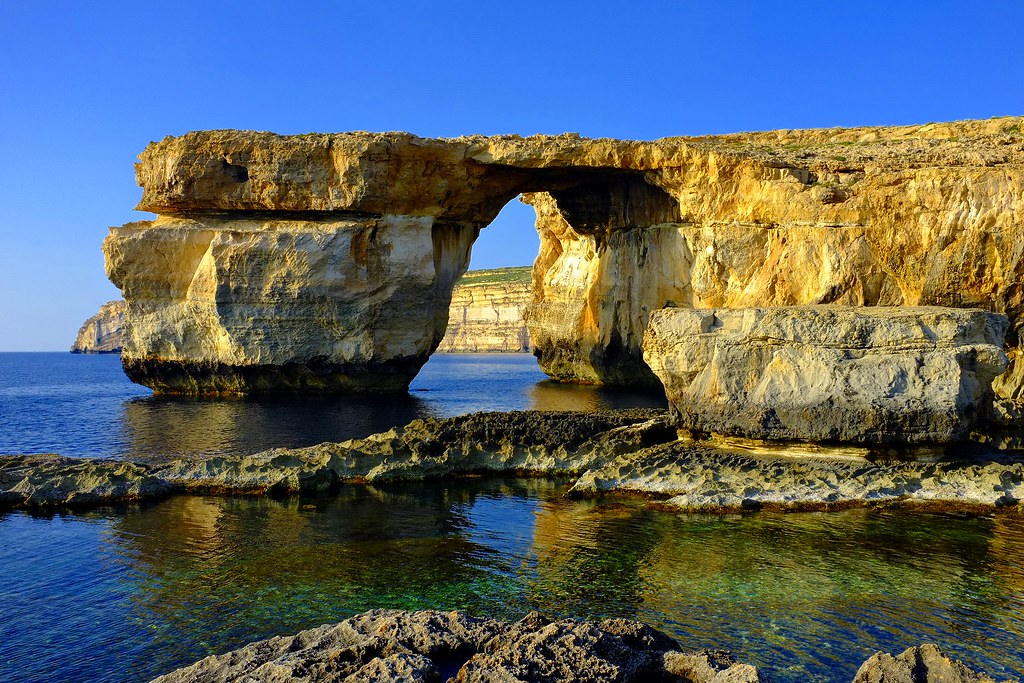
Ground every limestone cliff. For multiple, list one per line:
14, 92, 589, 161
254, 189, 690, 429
70, 300, 125, 353
105, 118, 1024, 397
73, 269, 532, 357
436, 267, 531, 352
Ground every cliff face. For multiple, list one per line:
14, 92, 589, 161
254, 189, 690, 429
74, 270, 532, 357
436, 267, 531, 352
70, 300, 125, 353
105, 119, 1024, 397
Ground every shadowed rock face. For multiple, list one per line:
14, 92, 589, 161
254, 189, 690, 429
105, 118, 1024, 396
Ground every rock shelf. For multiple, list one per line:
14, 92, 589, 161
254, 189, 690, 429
3, 410, 1023, 514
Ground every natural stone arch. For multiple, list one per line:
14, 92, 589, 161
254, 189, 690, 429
105, 120, 1024, 397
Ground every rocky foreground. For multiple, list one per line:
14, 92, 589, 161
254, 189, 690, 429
3, 410, 1024, 513
151, 609, 1002, 683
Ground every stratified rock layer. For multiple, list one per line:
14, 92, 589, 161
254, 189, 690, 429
436, 267, 531, 352
643, 306, 1009, 444
70, 268, 532, 356
70, 300, 125, 353
151, 609, 767, 683
106, 118, 1024, 397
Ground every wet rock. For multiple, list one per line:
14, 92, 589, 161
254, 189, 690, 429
852, 643, 1000, 683
643, 306, 1009, 444
570, 439, 1024, 512
150, 609, 769, 683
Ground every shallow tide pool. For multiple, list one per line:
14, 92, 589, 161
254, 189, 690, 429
1, 480, 1022, 682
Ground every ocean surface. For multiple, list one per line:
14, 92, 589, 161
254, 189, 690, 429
1, 353, 1023, 682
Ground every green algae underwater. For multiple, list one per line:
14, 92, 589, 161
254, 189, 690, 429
2, 478, 1023, 682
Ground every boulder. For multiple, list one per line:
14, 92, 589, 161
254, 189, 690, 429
852, 644, 999, 683
150, 609, 768, 683
642, 306, 1009, 444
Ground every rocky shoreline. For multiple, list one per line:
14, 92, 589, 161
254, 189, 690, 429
4, 409, 1023, 514
151, 609, 1003, 683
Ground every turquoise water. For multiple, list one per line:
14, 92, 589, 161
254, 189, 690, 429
1, 354, 1023, 682
1, 483, 1022, 682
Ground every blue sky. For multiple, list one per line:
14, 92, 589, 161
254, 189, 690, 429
1, 1, 1022, 350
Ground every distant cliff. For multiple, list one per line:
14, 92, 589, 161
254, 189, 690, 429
72, 271, 531, 355
70, 300, 126, 353
437, 267, 531, 352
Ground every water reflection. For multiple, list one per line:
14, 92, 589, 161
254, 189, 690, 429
118, 393, 436, 461
528, 380, 666, 412
114, 356, 666, 461
3, 481, 1018, 683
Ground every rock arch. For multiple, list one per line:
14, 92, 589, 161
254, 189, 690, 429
105, 120, 1024, 397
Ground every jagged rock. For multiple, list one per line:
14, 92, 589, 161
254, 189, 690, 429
568, 438, 1024, 511
642, 306, 1009, 444
5, 409, 1024, 513
852, 643, 1000, 683
149, 609, 769, 683
0, 454, 173, 507
104, 118, 1024, 397
437, 267, 531, 353
0, 411, 671, 508
70, 299, 125, 353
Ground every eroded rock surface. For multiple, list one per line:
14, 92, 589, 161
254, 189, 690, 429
70, 268, 533, 358
852, 644, 1000, 683
70, 299, 125, 353
569, 438, 1024, 511
106, 118, 1024, 397
437, 267, 531, 352
151, 609, 767, 683
642, 306, 1009, 444
5, 410, 1024, 513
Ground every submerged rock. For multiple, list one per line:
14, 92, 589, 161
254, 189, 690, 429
643, 306, 1009, 444
150, 609, 767, 683
104, 118, 1024, 397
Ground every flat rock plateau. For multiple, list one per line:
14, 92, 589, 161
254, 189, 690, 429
4, 410, 1024, 513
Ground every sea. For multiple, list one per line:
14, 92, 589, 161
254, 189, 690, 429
1, 352, 1023, 682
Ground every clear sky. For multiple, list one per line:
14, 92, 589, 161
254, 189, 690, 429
1, 1, 1022, 351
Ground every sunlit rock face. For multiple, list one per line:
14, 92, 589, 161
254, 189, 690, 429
526, 118, 1024, 395
437, 268, 531, 353
106, 119, 1024, 395
70, 300, 125, 353
643, 306, 1009, 444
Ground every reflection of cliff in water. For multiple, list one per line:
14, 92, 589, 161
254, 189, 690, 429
527, 502, 1024, 681
527, 380, 665, 412
118, 394, 437, 460
104, 480, 561, 678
